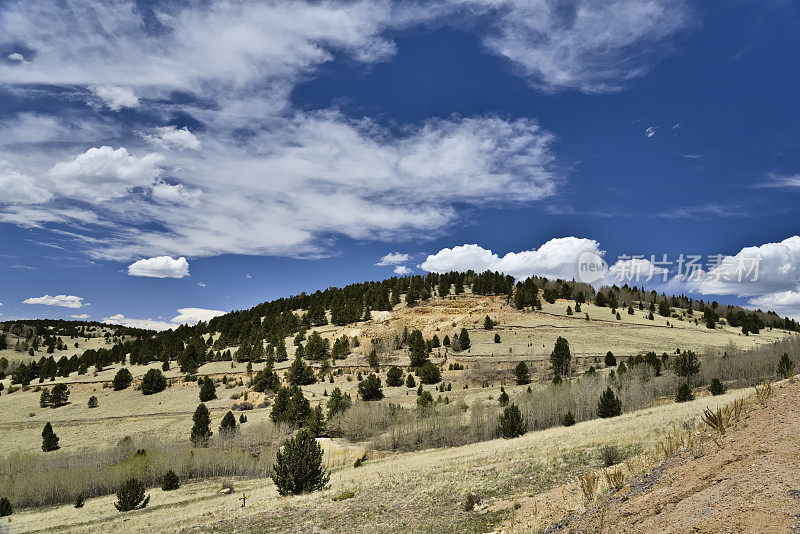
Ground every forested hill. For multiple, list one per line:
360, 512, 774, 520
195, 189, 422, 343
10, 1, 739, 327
3, 271, 798, 380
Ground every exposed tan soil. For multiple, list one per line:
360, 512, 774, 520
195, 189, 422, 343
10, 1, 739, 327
545, 380, 800, 533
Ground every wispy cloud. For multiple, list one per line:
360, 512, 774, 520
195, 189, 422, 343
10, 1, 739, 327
761, 173, 800, 188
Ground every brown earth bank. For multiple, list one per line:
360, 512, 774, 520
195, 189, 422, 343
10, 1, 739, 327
541, 380, 800, 533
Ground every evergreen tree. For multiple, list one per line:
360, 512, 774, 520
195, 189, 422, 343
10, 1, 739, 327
367, 348, 379, 368
326, 387, 352, 419
708, 378, 727, 396
498, 387, 509, 406
419, 361, 441, 384
562, 410, 575, 427
358, 373, 384, 400
219, 410, 237, 436
272, 429, 330, 496
87, 395, 98, 408
604, 351, 616, 367
271, 385, 311, 426
50, 383, 70, 407
140, 369, 167, 395
112, 368, 133, 390
483, 315, 494, 330
304, 405, 325, 437
386, 366, 403, 386
596, 387, 622, 418
514, 361, 530, 385
0, 496, 12, 517
199, 377, 217, 402
41, 422, 59, 451
549, 336, 571, 376
39, 387, 51, 408
498, 403, 526, 439
408, 329, 428, 367
675, 382, 694, 403
405, 373, 416, 388
161, 470, 180, 491
674, 351, 701, 383
190, 403, 212, 447
252, 367, 281, 393
114, 477, 149, 511
458, 328, 471, 350
74, 494, 84, 508
286, 353, 316, 385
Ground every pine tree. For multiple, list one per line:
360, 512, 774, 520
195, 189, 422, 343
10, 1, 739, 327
88, 395, 98, 408
419, 361, 441, 384
114, 477, 150, 512
498, 387, 509, 406
708, 378, 727, 396
674, 351, 701, 383
326, 387, 351, 419
408, 329, 428, 367
514, 361, 531, 385
272, 429, 330, 496
596, 387, 622, 418
40, 387, 51, 408
562, 410, 575, 426
304, 405, 325, 437
190, 403, 212, 447
483, 315, 494, 330
550, 336, 571, 376
386, 366, 403, 386
498, 403, 526, 439
140, 369, 167, 395
41, 422, 59, 451
358, 373, 383, 400
199, 377, 217, 402
74, 494, 84, 508
112, 368, 133, 390
50, 383, 70, 407
367, 348, 379, 368
459, 328, 471, 350
286, 353, 316, 385
161, 470, 180, 491
405, 373, 416, 388
219, 410, 237, 436
675, 382, 694, 402
604, 351, 616, 367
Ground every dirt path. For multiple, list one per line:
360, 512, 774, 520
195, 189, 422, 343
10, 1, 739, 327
544, 381, 800, 533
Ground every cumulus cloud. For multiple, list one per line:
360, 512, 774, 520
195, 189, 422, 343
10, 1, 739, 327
103, 307, 225, 331
45, 146, 164, 203
377, 252, 411, 266
23, 294, 84, 308
394, 265, 413, 275
0, 161, 53, 204
128, 256, 190, 278
90, 85, 139, 110
748, 291, 800, 320
141, 126, 201, 151
7, 52, 25, 62
70, 313, 89, 319
421, 238, 606, 280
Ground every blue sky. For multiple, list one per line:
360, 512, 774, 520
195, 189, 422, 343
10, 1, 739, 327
1, 0, 799, 328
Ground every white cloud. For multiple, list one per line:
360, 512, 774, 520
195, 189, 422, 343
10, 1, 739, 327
645, 126, 657, 138
90, 85, 139, 110
141, 126, 201, 151
70, 313, 90, 319
23, 294, 84, 308
197, 282, 206, 287
748, 291, 800, 320
682, 154, 703, 159
103, 307, 225, 331
377, 252, 411, 266
171, 307, 226, 325
393, 265, 412, 275
127, 256, 190, 278
456, 0, 692, 92
764, 173, 800, 188
7, 52, 25, 62
150, 182, 202, 206
0, 160, 53, 204
421, 238, 605, 280
45, 146, 164, 203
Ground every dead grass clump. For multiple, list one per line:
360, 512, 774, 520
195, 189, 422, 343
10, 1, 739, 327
578, 471, 599, 501
605, 468, 625, 491
754, 381, 772, 406
701, 406, 732, 435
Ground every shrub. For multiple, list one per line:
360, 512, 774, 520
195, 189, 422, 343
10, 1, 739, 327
494, 333, 501, 343
358, 374, 384, 401
88, 395, 98, 408
562, 410, 575, 427
599, 445, 621, 467
514, 361, 530, 385
74, 493, 84, 508
353, 453, 367, 468
42, 422, 60, 451
417, 390, 434, 408
419, 361, 441, 384
161, 470, 180, 491
114, 477, 150, 512
239, 414, 247, 423
112, 368, 133, 391
778, 353, 794, 379
498, 387, 509, 406
708, 378, 726, 396
386, 366, 403, 386
0, 497, 11, 516
199, 377, 217, 402
272, 429, 330, 496
675, 382, 694, 403
463, 492, 481, 511
498, 403, 526, 439
596, 387, 622, 418
140, 369, 167, 395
